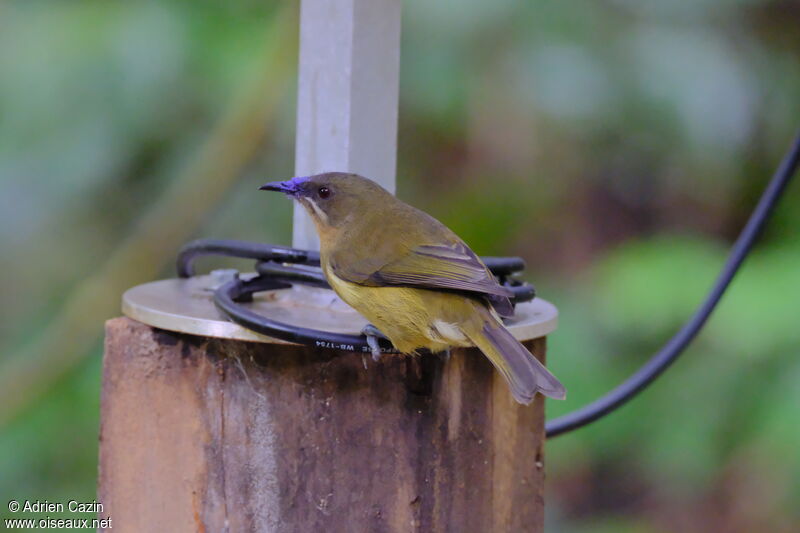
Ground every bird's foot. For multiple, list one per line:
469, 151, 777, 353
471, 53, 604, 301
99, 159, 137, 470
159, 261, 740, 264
438, 348, 451, 363
361, 324, 388, 362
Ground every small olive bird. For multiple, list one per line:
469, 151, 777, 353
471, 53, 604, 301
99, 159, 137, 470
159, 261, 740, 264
260, 172, 566, 404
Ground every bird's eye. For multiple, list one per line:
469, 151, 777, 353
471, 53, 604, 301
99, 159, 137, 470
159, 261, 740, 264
318, 186, 331, 199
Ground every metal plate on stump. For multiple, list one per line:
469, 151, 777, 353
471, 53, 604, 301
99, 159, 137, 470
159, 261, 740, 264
122, 274, 558, 344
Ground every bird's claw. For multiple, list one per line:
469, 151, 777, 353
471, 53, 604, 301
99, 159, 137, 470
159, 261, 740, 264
366, 335, 382, 362
439, 348, 451, 362
361, 324, 387, 362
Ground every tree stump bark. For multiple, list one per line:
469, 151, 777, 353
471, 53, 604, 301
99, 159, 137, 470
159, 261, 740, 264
98, 316, 546, 532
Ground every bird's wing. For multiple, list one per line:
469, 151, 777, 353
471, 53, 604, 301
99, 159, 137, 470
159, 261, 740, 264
330, 240, 514, 303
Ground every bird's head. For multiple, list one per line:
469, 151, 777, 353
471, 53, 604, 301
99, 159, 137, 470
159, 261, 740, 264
259, 172, 391, 232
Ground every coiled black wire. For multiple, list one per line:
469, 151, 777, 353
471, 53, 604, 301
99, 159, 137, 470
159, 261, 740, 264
545, 131, 800, 437
175, 131, 799, 437
177, 240, 535, 355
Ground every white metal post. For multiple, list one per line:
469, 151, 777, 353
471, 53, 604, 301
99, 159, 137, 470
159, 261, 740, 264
293, 0, 402, 250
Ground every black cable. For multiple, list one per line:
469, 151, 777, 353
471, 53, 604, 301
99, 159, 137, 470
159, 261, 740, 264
176, 239, 528, 280
177, 239, 320, 277
175, 132, 799, 438
545, 131, 800, 438
176, 239, 535, 355
214, 275, 401, 353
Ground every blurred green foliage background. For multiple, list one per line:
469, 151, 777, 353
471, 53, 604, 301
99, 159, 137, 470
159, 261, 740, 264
1, 1, 799, 531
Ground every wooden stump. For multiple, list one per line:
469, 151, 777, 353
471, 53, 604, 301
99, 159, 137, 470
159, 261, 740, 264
98, 317, 546, 532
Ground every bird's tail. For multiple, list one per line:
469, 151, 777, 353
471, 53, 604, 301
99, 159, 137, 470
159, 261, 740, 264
464, 308, 566, 405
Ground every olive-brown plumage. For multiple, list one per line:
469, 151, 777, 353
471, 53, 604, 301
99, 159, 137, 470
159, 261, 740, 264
260, 172, 566, 403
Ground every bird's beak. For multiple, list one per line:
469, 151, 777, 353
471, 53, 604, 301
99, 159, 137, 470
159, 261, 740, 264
259, 176, 308, 196
259, 181, 293, 193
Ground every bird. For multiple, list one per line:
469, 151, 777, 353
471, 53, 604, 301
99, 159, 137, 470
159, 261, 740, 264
259, 172, 566, 404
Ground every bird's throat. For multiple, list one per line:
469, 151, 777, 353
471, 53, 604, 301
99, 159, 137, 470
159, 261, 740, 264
297, 197, 338, 242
